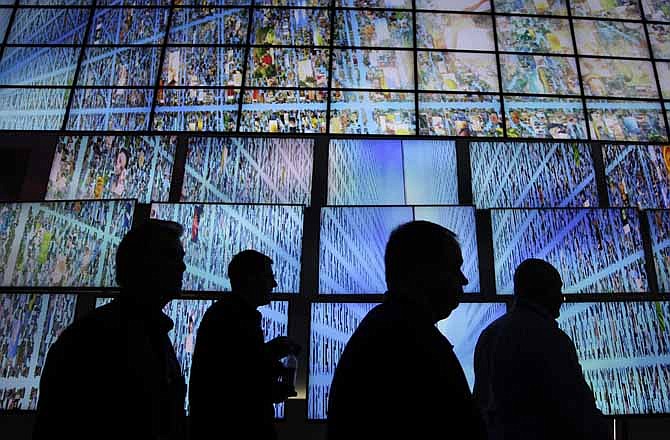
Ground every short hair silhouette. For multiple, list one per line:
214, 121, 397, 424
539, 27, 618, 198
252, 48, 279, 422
115, 219, 183, 287
384, 220, 459, 288
228, 249, 273, 288
513, 258, 562, 298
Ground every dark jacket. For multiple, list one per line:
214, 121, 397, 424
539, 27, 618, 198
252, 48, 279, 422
189, 294, 276, 440
473, 299, 610, 440
326, 293, 487, 440
33, 299, 187, 440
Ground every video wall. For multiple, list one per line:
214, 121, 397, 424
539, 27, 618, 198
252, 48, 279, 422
0, 0, 670, 139
1, 133, 670, 421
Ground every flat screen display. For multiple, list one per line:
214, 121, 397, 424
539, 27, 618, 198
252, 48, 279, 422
150, 203, 303, 292
648, 210, 670, 293
494, 0, 567, 15
67, 88, 153, 131
153, 88, 239, 132
558, 301, 670, 415
251, 8, 330, 46
334, 10, 412, 48
161, 47, 244, 88
416, 13, 494, 51
602, 144, 670, 209
169, 7, 248, 44
240, 89, 327, 133
580, 59, 657, 99
0, 47, 79, 86
492, 208, 648, 294
504, 96, 587, 139
46, 136, 176, 203
418, 52, 498, 93
0, 200, 135, 288
182, 137, 313, 205
78, 47, 160, 87
501, 55, 579, 95
496, 16, 573, 54
330, 91, 415, 135
319, 206, 480, 294
89, 7, 168, 45
95, 298, 288, 417
587, 100, 667, 143
7, 8, 89, 44
246, 48, 329, 88
328, 139, 458, 205
418, 93, 502, 137
0, 88, 69, 130
0, 294, 77, 410
573, 19, 648, 58
332, 49, 413, 90
470, 142, 598, 208
308, 301, 506, 419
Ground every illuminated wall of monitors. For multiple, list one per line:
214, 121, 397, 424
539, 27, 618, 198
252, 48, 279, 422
0, 0, 670, 424
1, 0, 670, 140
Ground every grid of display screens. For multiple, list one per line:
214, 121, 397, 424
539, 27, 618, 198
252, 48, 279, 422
0, 293, 77, 410
95, 298, 289, 418
492, 208, 649, 294
150, 203, 304, 292
1, 1, 670, 139
319, 206, 480, 294
308, 301, 506, 419
0, 200, 135, 288
558, 301, 670, 415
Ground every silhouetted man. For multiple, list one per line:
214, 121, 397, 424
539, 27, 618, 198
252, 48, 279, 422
327, 221, 487, 440
473, 258, 610, 440
189, 250, 297, 440
33, 219, 188, 440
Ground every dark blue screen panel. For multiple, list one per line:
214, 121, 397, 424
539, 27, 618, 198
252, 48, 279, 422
558, 302, 670, 415
603, 145, 670, 209
0, 47, 80, 86
7, 8, 89, 44
153, 88, 239, 132
67, 89, 153, 131
0, 294, 77, 410
470, 142, 598, 208
416, 13, 494, 51
580, 59, 657, 99
161, 47, 245, 87
334, 9, 412, 48
89, 7, 169, 44
169, 7, 249, 44
330, 91, 415, 135
0, 200, 135, 287
150, 204, 303, 292
492, 209, 648, 294
240, 89, 327, 133
571, 0, 641, 19
419, 94, 502, 137
417, 51, 498, 93
0, 9, 12, 43
574, 19, 648, 58
587, 100, 668, 143
247, 48, 329, 88
308, 301, 505, 419
78, 47, 161, 87
504, 96, 587, 139
327, 139, 458, 205
182, 137, 314, 204
497, 0, 564, 14
496, 18, 571, 53
501, 54, 579, 95
45, 136, 176, 203
251, 8, 330, 46
332, 49, 413, 90
648, 210, 670, 293
0, 88, 69, 130
319, 206, 480, 293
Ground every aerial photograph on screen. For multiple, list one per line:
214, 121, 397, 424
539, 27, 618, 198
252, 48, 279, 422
588, 100, 668, 142
416, 13, 494, 51
603, 144, 670, 209
46, 136, 176, 203
240, 89, 327, 133
417, 52, 498, 93
150, 203, 303, 292
0, 201, 134, 288
649, 24, 670, 60
504, 97, 587, 139
251, 8, 330, 46
558, 302, 670, 414
580, 59, 657, 99
573, 20, 648, 58
501, 54, 579, 95
334, 9, 412, 48
161, 47, 245, 87
470, 142, 598, 208
332, 49, 413, 90
0, 294, 76, 410
330, 91, 415, 135
169, 7, 248, 45
492, 208, 648, 294
67, 88, 153, 131
419, 94, 502, 137
571, 0, 641, 19
89, 6, 168, 45
494, 0, 567, 15
496, 16, 573, 54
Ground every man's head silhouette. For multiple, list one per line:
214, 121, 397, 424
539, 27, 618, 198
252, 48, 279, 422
116, 219, 185, 308
514, 258, 563, 319
385, 221, 467, 322
228, 250, 277, 308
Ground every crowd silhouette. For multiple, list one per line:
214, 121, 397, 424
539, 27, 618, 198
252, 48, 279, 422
33, 219, 613, 439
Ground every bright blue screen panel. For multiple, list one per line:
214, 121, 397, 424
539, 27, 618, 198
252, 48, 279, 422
648, 210, 670, 293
